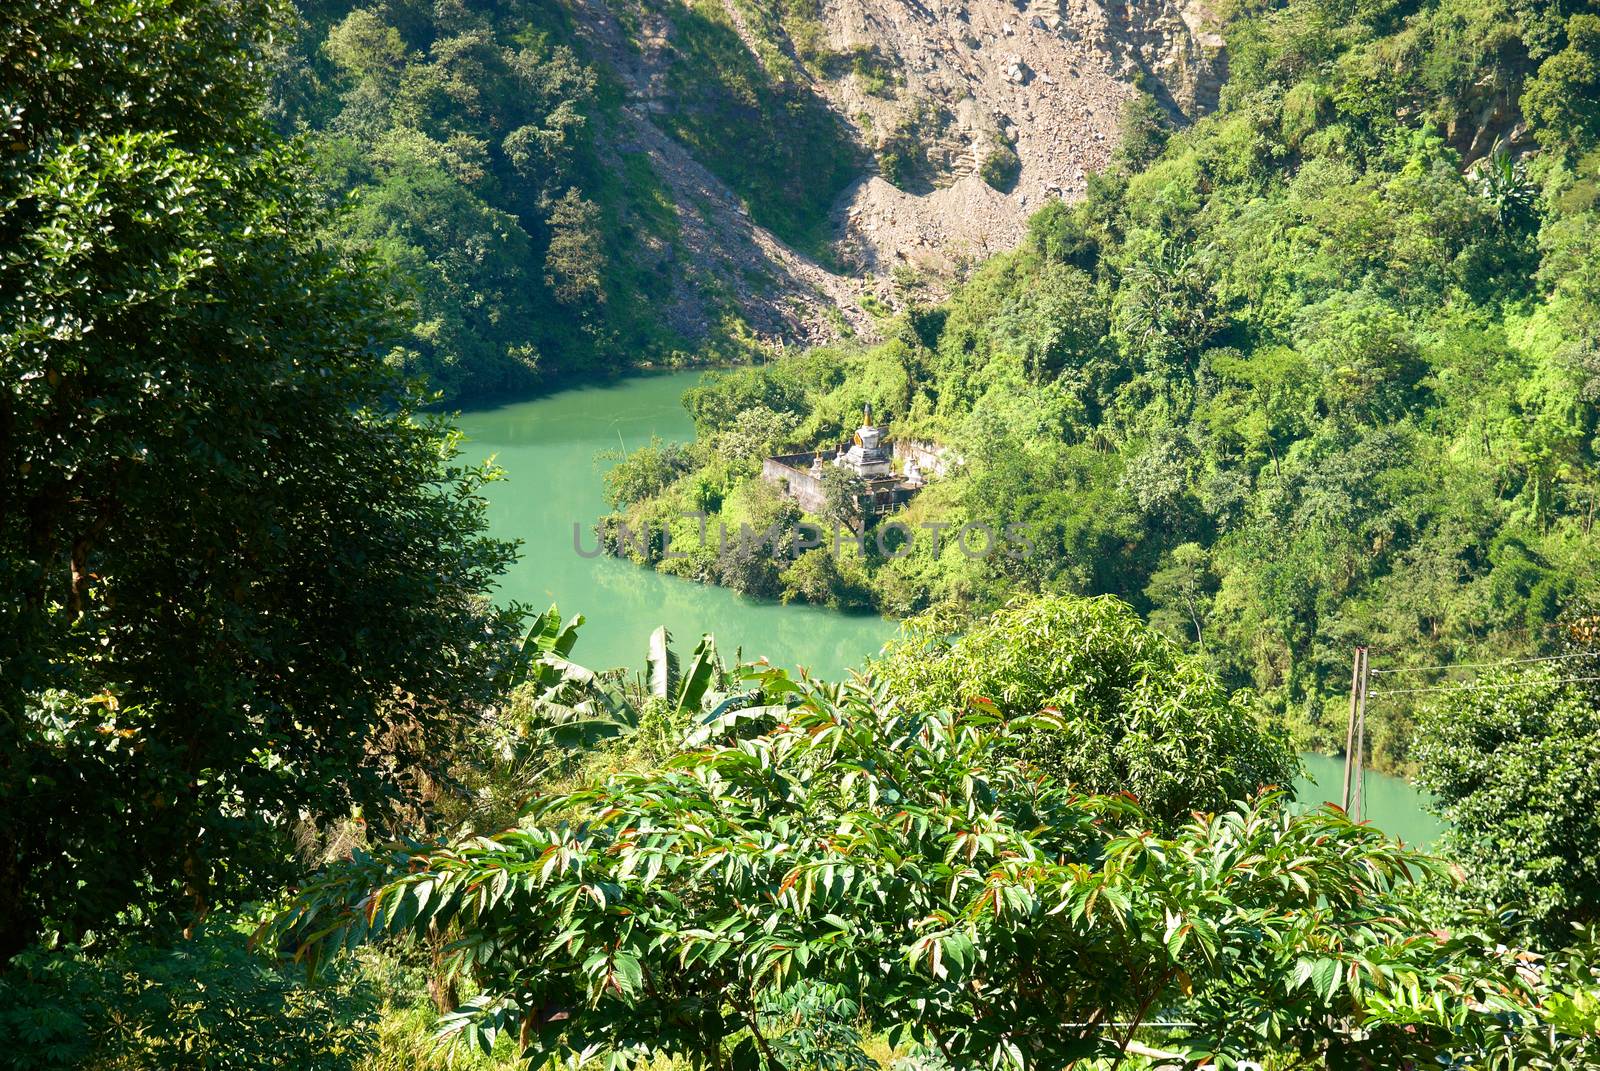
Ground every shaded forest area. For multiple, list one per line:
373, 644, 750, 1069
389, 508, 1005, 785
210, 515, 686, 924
272, 0, 864, 403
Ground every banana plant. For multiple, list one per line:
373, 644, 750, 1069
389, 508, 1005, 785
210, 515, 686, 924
646, 625, 721, 715
504, 607, 634, 754
506, 611, 726, 765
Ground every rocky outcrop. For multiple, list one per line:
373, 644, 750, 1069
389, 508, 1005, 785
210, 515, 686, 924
817, 0, 1226, 274
560, 0, 1225, 344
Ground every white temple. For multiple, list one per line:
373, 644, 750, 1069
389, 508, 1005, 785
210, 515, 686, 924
834, 403, 893, 478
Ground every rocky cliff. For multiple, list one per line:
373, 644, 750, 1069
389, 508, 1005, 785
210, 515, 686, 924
563, 0, 1225, 344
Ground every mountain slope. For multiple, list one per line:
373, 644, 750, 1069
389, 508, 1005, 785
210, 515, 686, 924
583, 0, 1226, 304
279, 0, 1223, 398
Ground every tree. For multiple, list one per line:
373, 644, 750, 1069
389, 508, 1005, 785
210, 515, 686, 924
819, 465, 865, 532
780, 547, 871, 610
1146, 541, 1217, 648
271, 666, 1545, 1069
544, 187, 607, 308
0, 0, 520, 954
989, 262, 1111, 389
1524, 15, 1600, 157
1111, 90, 1170, 172
873, 594, 1298, 823
602, 437, 696, 509
717, 532, 786, 599
1415, 662, 1600, 945
979, 143, 1020, 191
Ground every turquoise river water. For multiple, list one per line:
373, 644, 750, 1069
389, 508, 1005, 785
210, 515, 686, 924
456, 370, 1446, 846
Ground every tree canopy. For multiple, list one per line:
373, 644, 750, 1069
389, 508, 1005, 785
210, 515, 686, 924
1415, 657, 1600, 945
874, 594, 1299, 825
0, 0, 520, 955
272, 665, 1550, 1069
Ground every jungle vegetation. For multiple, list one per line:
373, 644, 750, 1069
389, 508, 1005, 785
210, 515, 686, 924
4, 0, 1600, 1068
269, 0, 678, 402
603, 0, 1600, 772
267, 0, 863, 403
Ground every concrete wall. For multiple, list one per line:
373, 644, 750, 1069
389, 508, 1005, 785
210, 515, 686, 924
762, 455, 827, 513
893, 439, 959, 478
764, 454, 922, 519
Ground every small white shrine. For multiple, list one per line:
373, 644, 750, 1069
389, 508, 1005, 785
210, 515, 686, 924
834, 403, 893, 479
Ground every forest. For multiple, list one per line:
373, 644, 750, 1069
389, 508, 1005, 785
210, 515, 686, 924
602, 0, 1600, 770
2, 0, 1599, 1068
265, 0, 864, 403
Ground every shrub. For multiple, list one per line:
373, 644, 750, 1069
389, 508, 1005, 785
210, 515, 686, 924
272, 667, 1540, 1069
0, 919, 380, 1071
873, 593, 1298, 823
979, 144, 1021, 191
1415, 662, 1600, 944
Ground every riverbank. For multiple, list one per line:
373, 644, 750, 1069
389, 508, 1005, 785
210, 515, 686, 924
456, 370, 893, 678
456, 369, 1446, 844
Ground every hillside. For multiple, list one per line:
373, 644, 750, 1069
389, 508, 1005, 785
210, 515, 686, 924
583, 0, 1225, 274
10, 0, 1600, 1065
275, 0, 1222, 400
600, 0, 1600, 773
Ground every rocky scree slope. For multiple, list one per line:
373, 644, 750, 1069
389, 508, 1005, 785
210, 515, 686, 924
566, 0, 1224, 344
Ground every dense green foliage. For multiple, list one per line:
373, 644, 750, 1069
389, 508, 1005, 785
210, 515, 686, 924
269, 0, 872, 402
9, 0, 1600, 1066
1415, 649, 1600, 944
874, 594, 1298, 824
0, 917, 382, 1071
608, 0, 1600, 773
275, 664, 1569, 1068
273, 0, 694, 402
1, 0, 519, 958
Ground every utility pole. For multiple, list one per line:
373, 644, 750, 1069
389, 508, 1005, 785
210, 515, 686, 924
1342, 646, 1370, 821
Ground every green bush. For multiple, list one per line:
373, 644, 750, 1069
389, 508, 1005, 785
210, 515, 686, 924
1415, 663, 1600, 944
874, 593, 1299, 823
0, 921, 379, 1071
272, 666, 1542, 1068
979, 144, 1021, 191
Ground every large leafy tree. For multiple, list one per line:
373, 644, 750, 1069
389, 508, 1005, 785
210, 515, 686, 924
1415, 658, 1600, 945
272, 667, 1548, 1068
0, 0, 520, 955
873, 594, 1299, 824
1524, 14, 1600, 158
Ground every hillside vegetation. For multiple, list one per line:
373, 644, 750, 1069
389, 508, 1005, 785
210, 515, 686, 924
604, 0, 1600, 770
270, 0, 879, 403
271, 0, 692, 402
270, 0, 1239, 402
6, 0, 1600, 1068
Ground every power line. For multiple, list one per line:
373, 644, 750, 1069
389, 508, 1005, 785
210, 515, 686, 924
1370, 674, 1600, 697
1369, 651, 1600, 675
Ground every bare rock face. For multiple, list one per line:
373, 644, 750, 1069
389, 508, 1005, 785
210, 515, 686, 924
818, 0, 1120, 274
561, 0, 1225, 346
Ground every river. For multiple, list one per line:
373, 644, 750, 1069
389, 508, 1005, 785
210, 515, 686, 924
456, 369, 1446, 846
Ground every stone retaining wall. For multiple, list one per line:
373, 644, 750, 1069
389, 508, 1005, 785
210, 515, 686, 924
763, 453, 828, 513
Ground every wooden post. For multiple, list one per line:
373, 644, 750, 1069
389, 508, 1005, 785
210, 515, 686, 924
1356, 653, 1369, 819
1342, 646, 1368, 818
1352, 648, 1369, 822
1341, 648, 1360, 812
